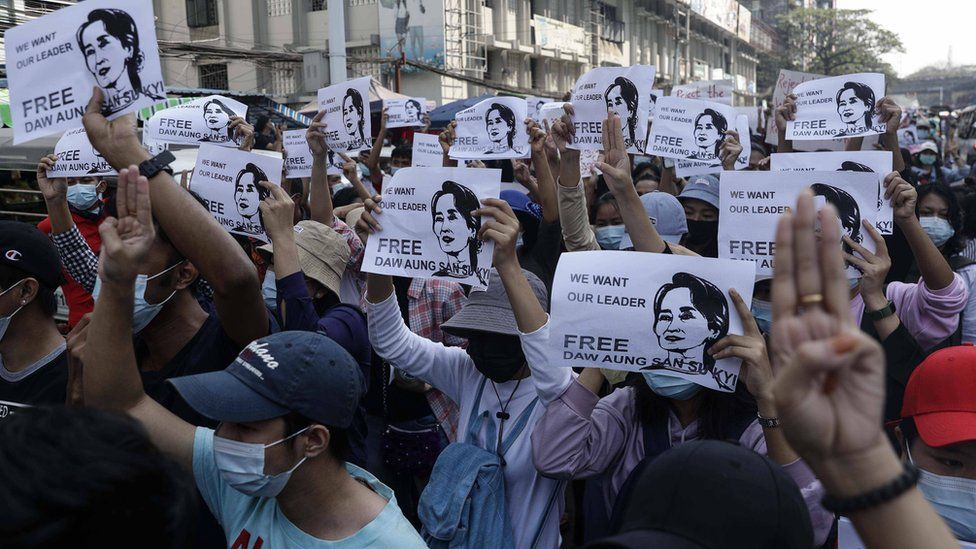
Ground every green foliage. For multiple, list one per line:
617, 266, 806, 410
775, 8, 904, 80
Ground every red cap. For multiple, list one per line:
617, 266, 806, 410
901, 344, 976, 448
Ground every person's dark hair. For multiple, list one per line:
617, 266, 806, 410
203, 98, 236, 140
913, 149, 946, 183
332, 186, 360, 208
916, 182, 965, 258
282, 412, 349, 462
633, 375, 757, 440
76, 9, 150, 98
811, 183, 862, 249
839, 161, 875, 173
0, 264, 56, 317
405, 99, 422, 120
961, 192, 976, 239
431, 180, 484, 265
391, 144, 413, 162
485, 103, 518, 149
652, 272, 729, 375
751, 139, 769, 158
605, 76, 640, 144
254, 115, 271, 134
590, 191, 619, 225
343, 89, 366, 142
632, 161, 661, 183
835, 82, 876, 129
694, 109, 729, 157
0, 406, 194, 548
235, 163, 272, 203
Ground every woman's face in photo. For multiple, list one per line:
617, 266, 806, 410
654, 287, 714, 353
205, 104, 230, 130
235, 173, 260, 218
605, 87, 629, 122
433, 194, 474, 254
694, 115, 721, 148
486, 109, 511, 144
837, 89, 869, 124
405, 102, 419, 120
343, 96, 359, 136
81, 21, 132, 88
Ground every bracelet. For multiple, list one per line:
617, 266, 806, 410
821, 462, 919, 515
865, 299, 896, 321
756, 412, 779, 428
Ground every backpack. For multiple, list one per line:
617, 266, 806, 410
417, 378, 541, 549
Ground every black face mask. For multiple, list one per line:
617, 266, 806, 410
685, 219, 718, 245
466, 333, 526, 383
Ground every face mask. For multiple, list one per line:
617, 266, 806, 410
389, 166, 401, 176
920, 154, 937, 166
684, 219, 718, 246
516, 231, 524, 250
262, 270, 277, 310
595, 224, 626, 250
907, 443, 976, 541
920, 216, 955, 247
751, 298, 773, 334
66, 183, 100, 211
0, 281, 26, 343
92, 261, 183, 334
642, 370, 701, 400
466, 334, 525, 383
848, 277, 860, 290
214, 426, 310, 498
917, 129, 931, 140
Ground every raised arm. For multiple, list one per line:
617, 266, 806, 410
775, 94, 796, 154
83, 88, 268, 347
527, 119, 558, 224
83, 166, 195, 470
719, 129, 744, 172
550, 104, 580, 190
306, 110, 335, 224
37, 154, 74, 234
231, 116, 255, 152
886, 173, 954, 290
439, 121, 459, 168
877, 98, 906, 173
596, 113, 666, 254
365, 109, 388, 189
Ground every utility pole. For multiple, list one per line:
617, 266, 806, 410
327, 0, 347, 84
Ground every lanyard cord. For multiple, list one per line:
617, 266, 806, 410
490, 377, 523, 467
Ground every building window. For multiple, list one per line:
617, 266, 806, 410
271, 62, 298, 96
268, 0, 291, 16
307, 0, 325, 10
199, 63, 228, 90
186, 0, 218, 28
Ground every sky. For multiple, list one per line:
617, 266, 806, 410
836, 0, 976, 77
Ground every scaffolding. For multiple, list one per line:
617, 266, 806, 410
444, 0, 487, 75
587, 0, 604, 68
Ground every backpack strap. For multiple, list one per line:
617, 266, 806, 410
466, 377, 491, 441
529, 479, 565, 549
641, 408, 672, 462
500, 396, 539, 454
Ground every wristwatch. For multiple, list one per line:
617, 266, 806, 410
865, 299, 896, 321
138, 150, 176, 179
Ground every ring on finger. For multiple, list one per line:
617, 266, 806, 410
799, 293, 824, 306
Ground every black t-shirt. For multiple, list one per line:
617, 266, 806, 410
0, 345, 68, 421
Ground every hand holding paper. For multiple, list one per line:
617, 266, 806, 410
306, 110, 329, 158
474, 197, 520, 271
257, 182, 296, 242
719, 129, 743, 171
36, 154, 67, 204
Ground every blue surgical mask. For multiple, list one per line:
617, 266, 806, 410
92, 261, 183, 334
917, 129, 931, 140
849, 277, 860, 290
751, 298, 773, 334
920, 154, 938, 166
595, 224, 626, 250
66, 183, 100, 211
389, 166, 401, 176
907, 443, 976, 541
920, 216, 955, 247
642, 370, 702, 400
214, 426, 310, 498
262, 270, 277, 310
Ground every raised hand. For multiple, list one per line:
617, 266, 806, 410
339, 153, 359, 182
306, 110, 329, 158
355, 195, 384, 240
439, 121, 457, 155
36, 154, 67, 204
548, 104, 576, 153
843, 220, 890, 303
876, 97, 902, 136
594, 113, 633, 194
82, 87, 149, 170
474, 197, 519, 270
526, 118, 547, 154
97, 166, 156, 285
231, 117, 255, 151
709, 288, 773, 401
884, 172, 916, 222
719, 129, 743, 171
420, 112, 432, 133
257, 182, 295, 240
775, 94, 797, 134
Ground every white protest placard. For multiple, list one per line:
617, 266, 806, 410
836, 518, 976, 549
283, 129, 313, 179
735, 106, 759, 134
770, 150, 894, 234
538, 102, 569, 131
897, 126, 918, 148
412, 133, 443, 168
6, 0, 166, 144
145, 95, 248, 147
719, 171, 878, 278
527, 96, 554, 122
317, 76, 373, 154
142, 116, 168, 156
648, 89, 663, 120
675, 114, 752, 177
648, 96, 737, 163
189, 144, 283, 243
550, 251, 755, 392
449, 96, 529, 161
48, 128, 117, 178
671, 79, 734, 106
568, 65, 657, 154
786, 73, 886, 141
385, 97, 427, 129
766, 69, 844, 152
363, 167, 500, 288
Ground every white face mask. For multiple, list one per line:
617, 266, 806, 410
0, 281, 26, 343
907, 442, 976, 541
214, 426, 310, 498
92, 261, 183, 334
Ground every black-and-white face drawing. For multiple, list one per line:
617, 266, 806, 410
430, 180, 485, 284
235, 163, 270, 220
405, 100, 422, 122
76, 9, 158, 115
650, 272, 729, 376
691, 109, 728, 160
485, 103, 517, 153
88, 146, 108, 174
605, 77, 640, 146
342, 89, 365, 143
835, 82, 875, 135
202, 99, 234, 142
811, 183, 862, 261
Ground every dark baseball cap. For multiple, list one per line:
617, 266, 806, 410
0, 221, 64, 289
168, 331, 365, 428
441, 268, 548, 337
586, 440, 812, 549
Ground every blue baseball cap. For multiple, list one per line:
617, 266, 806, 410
500, 190, 543, 221
168, 331, 365, 428
678, 174, 720, 210
620, 192, 688, 249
